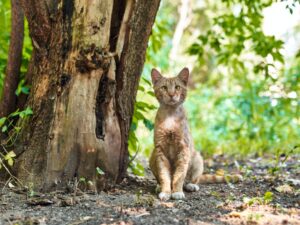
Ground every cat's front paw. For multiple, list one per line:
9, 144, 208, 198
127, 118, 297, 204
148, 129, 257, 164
184, 183, 199, 192
158, 192, 171, 201
171, 192, 185, 200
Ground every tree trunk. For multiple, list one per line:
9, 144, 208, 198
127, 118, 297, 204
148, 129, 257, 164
169, 0, 190, 63
0, 0, 24, 118
15, 0, 160, 191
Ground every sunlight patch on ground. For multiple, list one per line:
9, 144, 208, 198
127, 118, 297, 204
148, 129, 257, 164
221, 205, 300, 225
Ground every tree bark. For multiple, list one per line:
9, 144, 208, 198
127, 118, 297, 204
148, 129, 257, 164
15, 0, 160, 191
0, 0, 24, 118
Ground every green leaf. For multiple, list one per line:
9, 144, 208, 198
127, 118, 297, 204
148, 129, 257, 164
136, 101, 156, 111
133, 110, 145, 121
4, 151, 16, 160
14, 126, 21, 132
143, 118, 154, 131
2, 125, 7, 132
7, 158, 13, 166
128, 131, 138, 149
24, 107, 33, 116
130, 122, 137, 132
19, 112, 25, 119
10, 109, 20, 117
96, 167, 105, 175
0, 117, 6, 127
79, 177, 86, 183
243, 196, 255, 206
142, 77, 152, 86
147, 91, 155, 97
19, 107, 33, 118
21, 86, 30, 94
130, 161, 145, 176
187, 43, 203, 56
263, 191, 273, 203
138, 85, 145, 92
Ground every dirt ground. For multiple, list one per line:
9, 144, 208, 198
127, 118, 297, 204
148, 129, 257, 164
0, 155, 299, 225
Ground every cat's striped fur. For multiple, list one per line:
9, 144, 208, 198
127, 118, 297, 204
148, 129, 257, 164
149, 68, 242, 201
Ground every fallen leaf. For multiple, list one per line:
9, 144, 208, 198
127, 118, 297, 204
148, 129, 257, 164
229, 211, 242, 218
287, 179, 300, 186
216, 169, 225, 176
27, 198, 54, 206
275, 184, 294, 194
206, 158, 214, 167
135, 212, 150, 218
8, 182, 15, 188
160, 202, 175, 208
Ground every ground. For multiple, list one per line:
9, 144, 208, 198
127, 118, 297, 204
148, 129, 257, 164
0, 155, 299, 225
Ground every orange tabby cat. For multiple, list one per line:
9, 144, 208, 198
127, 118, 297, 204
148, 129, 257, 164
149, 68, 242, 201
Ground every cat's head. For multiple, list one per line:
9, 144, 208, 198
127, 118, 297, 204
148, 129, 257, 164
151, 68, 189, 106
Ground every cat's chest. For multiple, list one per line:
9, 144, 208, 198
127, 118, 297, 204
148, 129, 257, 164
162, 116, 179, 130
156, 116, 183, 141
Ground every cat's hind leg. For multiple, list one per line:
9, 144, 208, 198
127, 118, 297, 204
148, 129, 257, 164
184, 183, 199, 192
184, 151, 203, 192
187, 151, 243, 184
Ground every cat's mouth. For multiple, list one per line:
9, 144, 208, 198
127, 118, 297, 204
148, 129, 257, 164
168, 99, 179, 105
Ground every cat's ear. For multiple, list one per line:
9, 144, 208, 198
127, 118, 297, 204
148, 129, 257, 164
151, 68, 163, 85
178, 67, 189, 85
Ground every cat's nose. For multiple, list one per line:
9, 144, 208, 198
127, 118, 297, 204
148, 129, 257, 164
169, 92, 175, 97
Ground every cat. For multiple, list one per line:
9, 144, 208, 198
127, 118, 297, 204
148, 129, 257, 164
149, 67, 242, 201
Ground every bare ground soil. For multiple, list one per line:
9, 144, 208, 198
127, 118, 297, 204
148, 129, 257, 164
0, 155, 299, 225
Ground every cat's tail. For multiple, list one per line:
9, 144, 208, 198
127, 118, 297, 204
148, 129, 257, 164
195, 174, 243, 184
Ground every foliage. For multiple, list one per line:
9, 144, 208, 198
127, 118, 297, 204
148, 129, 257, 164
186, 0, 300, 157
0, 0, 11, 94
130, 0, 300, 176
0, 150, 16, 169
243, 191, 274, 206
187, 75, 299, 156
0, 107, 33, 172
0, 0, 33, 179
0, 106, 33, 134
187, 0, 285, 69
127, 1, 176, 175
268, 145, 300, 175
128, 78, 157, 176
0, 0, 32, 98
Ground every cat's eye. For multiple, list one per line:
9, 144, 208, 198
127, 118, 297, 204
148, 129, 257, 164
175, 85, 181, 90
161, 86, 167, 91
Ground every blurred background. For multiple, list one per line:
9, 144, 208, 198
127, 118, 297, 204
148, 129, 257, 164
0, 0, 299, 176
129, 0, 300, 175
